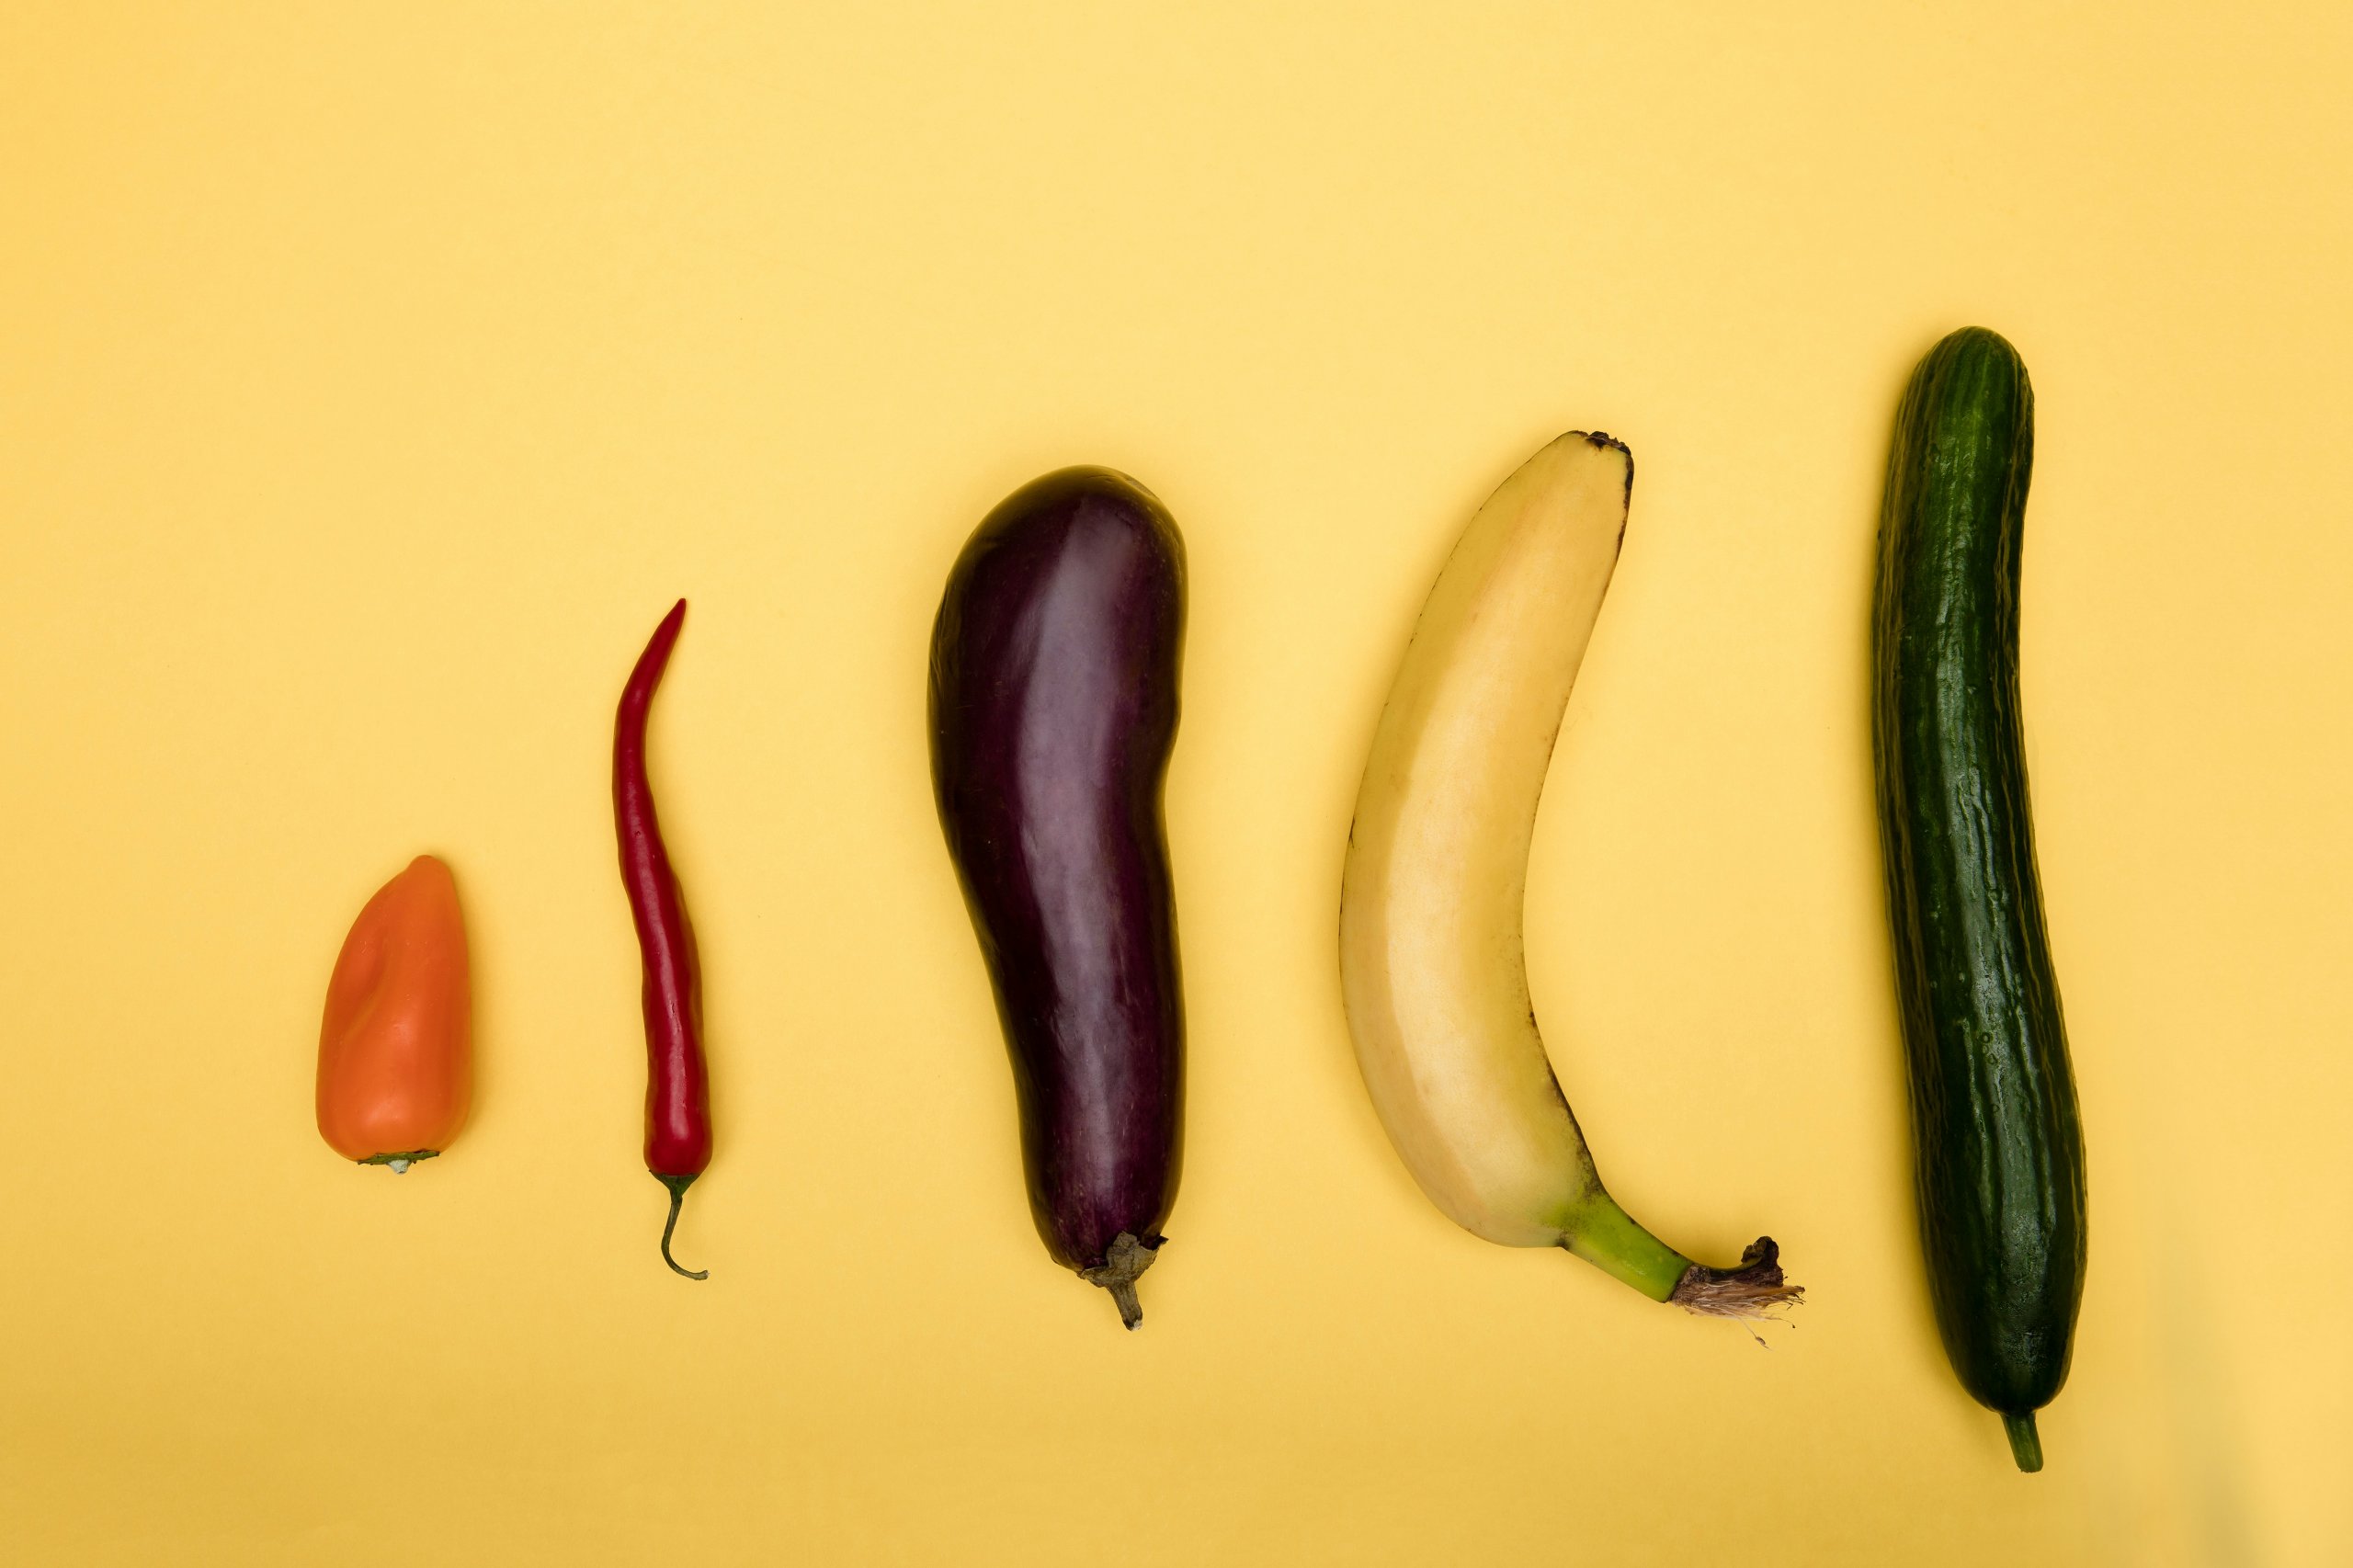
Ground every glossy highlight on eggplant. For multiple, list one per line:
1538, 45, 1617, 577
928, 467, 1188, 1330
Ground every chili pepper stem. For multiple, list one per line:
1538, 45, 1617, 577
655, 1174, 709, 1280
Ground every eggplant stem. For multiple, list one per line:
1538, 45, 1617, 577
1077, 1231, 1159, 1330
656, 1174, 709, 1280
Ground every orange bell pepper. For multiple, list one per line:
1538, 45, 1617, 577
316, 855, 473, 1170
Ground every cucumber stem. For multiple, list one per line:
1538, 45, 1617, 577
2003, 1412, 2043, 1472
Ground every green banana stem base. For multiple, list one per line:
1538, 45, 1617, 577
1562, 1196, 1802, 1321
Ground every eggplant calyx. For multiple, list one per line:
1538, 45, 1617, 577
1078, 1232, 1161, 1331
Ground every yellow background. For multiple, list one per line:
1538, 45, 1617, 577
4, 5, 2347, 1563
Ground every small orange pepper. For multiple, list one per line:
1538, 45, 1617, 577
316, 855, 473, 1170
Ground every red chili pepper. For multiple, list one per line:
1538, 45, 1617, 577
614, 598, 712, 1279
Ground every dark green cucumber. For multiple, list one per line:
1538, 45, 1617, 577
1872, 327, 2087, 1473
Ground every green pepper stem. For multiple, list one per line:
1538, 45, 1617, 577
657, 1174, 709, 1280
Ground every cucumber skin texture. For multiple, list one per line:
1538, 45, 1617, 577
1873, 328, 2087, 1422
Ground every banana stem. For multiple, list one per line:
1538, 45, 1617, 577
1560, 1197, 1802, 1324
1558, 1195, 1692, 1301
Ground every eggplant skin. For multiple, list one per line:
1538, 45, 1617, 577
928, 467, 1187, 1280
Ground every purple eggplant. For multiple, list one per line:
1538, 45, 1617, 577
928, 467, 1187, 1330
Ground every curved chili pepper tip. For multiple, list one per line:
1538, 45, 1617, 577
656, 1174, 709, 1280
